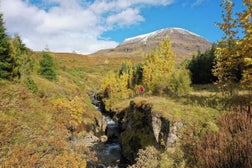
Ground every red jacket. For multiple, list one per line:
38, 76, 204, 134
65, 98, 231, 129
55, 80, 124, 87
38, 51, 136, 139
139, 86, 143, 93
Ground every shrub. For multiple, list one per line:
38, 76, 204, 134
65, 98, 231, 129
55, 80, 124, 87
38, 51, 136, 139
166, 67, 191, 96
160, 146, 185, 168
25, 77, 38, 93
183, 111, 252, 168
129, 146, 160, 168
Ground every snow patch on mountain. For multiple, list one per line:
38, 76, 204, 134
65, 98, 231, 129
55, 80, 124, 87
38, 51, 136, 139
123, 29, 165, 44
172, 27, 201, 37
121, 27, 202, 45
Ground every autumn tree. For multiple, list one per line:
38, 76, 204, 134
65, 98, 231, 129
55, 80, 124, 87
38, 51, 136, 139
10, 34, 34, 77
101, 70, 132, 111
142, 38, 175, 95
213, 0, 241, 93
101, 38, 189, 107
238, 0, 252, 89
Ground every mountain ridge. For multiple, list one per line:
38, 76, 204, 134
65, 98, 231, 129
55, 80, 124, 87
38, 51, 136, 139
120, 27, 203, 45
91, 27, 212, 62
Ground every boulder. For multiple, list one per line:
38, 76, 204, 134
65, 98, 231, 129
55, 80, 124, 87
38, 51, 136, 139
100, 135, 108, 143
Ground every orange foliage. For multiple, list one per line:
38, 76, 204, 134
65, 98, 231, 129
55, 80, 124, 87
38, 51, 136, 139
52, 96, 87, 128
0, 84, 89, 167
183, 111, 252, 168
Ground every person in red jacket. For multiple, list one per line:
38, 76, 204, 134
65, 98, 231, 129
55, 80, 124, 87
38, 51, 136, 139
138, 85, 144, 97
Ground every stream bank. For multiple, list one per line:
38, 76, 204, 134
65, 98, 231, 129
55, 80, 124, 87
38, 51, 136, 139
89, 93, 183, 167
88, 93, 125, 168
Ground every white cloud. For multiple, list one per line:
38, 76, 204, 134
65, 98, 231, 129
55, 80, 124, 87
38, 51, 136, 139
106, 8, 144, 26
192, 0, 207, 7
0, 0, 175, 54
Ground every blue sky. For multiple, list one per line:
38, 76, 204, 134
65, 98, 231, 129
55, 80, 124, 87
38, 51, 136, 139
103, 0, 244, 43
0, 0, 244, 54
103, 0, 223, 43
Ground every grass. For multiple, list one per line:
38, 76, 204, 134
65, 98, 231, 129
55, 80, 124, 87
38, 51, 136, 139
112, 95, 220, 124
111, 84, 227, 138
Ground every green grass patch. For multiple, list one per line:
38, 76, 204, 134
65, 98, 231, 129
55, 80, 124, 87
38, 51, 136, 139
112, 95, 222, 134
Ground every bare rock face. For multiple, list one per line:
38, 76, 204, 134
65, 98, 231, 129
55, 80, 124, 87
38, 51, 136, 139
151, 112, 162, 143
92, 27, 212, 62
116, 100, 183, 164
151, 112, 171, 148
94, 116, 107, 133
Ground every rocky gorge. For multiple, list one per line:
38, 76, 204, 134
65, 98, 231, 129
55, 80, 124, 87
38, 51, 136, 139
89, 93, 183, 167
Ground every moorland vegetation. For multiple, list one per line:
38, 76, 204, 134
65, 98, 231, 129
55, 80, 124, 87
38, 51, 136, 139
0, 0, 251, 167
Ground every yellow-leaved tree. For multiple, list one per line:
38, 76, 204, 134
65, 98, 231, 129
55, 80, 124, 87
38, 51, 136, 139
142, 38, 175, 95
214, 0, 252, 94
238, 0, 252, 89
101, 68, 132, 111
213, 0, 241, 94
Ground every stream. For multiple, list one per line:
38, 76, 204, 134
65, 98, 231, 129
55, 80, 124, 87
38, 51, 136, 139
92, 102, 122, 168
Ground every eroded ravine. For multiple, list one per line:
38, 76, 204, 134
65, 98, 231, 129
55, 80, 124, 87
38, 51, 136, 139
89, 93, 123, 168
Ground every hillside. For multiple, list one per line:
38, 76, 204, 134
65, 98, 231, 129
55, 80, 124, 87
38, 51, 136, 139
92, 28, 212, 62
0, 50, 144, 167
1, 48, 251, 168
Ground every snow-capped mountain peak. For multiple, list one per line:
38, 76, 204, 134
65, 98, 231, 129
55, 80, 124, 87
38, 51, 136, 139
121, 27, 202, 45
93, 27, 211, 62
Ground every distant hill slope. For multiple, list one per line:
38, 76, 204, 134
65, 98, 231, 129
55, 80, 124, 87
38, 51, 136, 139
91, 27, 212, 62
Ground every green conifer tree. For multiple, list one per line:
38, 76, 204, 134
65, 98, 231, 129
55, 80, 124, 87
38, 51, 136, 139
189, 46, 217, 84
39, 52, 57, 81
0, 13, 16, 79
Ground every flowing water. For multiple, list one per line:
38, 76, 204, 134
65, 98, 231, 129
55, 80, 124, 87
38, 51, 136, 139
94, 106, 122, 168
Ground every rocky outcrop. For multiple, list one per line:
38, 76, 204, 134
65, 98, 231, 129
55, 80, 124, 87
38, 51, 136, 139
90, 93, 183, 166
113, 100, 183, 164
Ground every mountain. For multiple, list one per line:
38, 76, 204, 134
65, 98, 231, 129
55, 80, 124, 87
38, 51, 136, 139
92, 27, 212, 62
